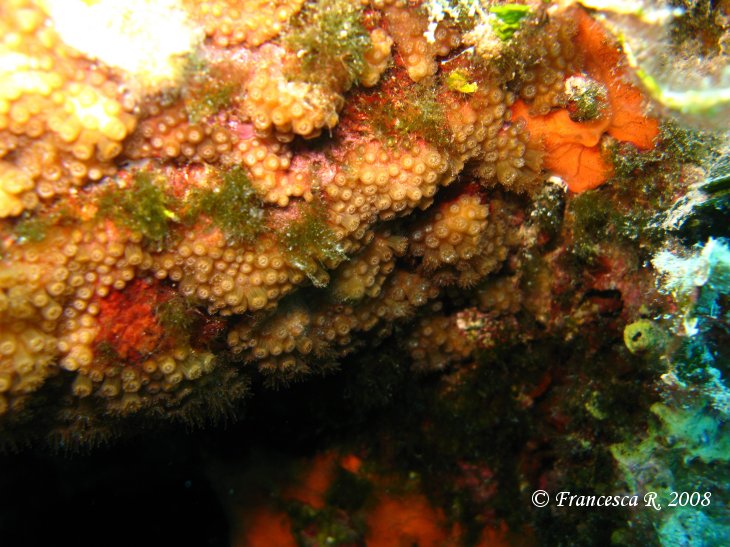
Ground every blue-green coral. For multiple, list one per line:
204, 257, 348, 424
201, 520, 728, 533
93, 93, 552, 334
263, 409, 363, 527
613, 238, 730, 546
653, 238, 730, 336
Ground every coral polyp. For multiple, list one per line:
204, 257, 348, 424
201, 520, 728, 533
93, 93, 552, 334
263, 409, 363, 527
0, 0, 666, 439
0, 1, 729, 545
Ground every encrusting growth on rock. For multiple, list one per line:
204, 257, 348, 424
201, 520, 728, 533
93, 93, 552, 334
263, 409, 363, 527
0, 0, 664, 445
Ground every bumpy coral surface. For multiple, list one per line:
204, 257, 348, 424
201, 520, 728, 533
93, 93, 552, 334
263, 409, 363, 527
0, 0, 665, 446
2, 4, 729, 547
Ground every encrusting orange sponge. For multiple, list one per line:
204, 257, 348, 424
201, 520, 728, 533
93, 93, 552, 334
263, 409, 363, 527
512, 7, 660, 193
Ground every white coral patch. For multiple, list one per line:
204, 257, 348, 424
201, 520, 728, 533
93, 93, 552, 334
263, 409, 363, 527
43, 0, 202, 89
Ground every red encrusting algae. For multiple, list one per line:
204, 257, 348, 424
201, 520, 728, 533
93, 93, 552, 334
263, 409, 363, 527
365, 493, 459, 546
95, 279, 166, 362
235, 507, 297, 547
283, 451, 338, 509
231, 450, 517, 545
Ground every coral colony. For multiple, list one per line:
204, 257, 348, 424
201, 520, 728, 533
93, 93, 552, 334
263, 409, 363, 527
0, 0, 728, 544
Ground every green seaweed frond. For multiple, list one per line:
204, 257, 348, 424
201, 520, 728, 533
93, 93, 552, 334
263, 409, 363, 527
181, 51, 209, 82
571, 128, 707, 259
391, 83, 446, 145
97, 171, 178, 250
657, 121, 719, 165
446, 69, 478, 93
156, 295, 197, 342
423, 0, 484, 33
184, 166, 265, 243
366, 78, 448, 148
14, 212, 55, 244
195, 166, 265, 244
609, 121, 719, 190
608, 142, 653, 181
489, 4, 531, 41
186, 80, 237, 123
13, 206, 76, 245
281, 200, 346, 288
14, 214, 51, 244
284, 0, 371, 89
569, 189, 654, 262
570, 191, 626, 240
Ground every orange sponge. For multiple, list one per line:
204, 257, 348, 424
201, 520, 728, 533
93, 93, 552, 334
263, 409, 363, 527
512, 7, 659, 193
